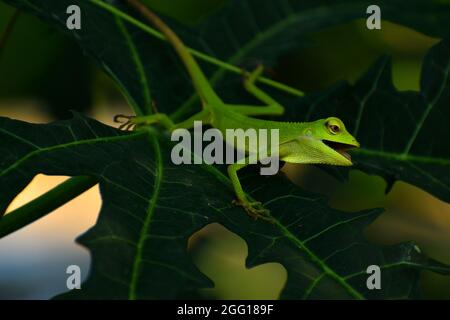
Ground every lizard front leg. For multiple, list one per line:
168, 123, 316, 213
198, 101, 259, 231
227, 161, 272, 221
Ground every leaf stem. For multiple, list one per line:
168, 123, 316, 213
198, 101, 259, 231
88, 0, 304, 97
0, 176, 98, 239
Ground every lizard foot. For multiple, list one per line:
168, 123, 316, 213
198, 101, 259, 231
232, 199, 273, 222
114, 114, 136, 131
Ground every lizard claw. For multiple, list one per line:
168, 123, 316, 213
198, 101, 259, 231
114, 114, 136, 131
232, 199, 274, 222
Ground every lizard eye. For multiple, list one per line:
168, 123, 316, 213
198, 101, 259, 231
326, 120, 340, 134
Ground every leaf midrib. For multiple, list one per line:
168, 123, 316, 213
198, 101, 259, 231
0, 129, 146, 178
403, 59, 450, 155
355, 147, 450, 165
115, 16, 152, 116
274, 218, 365, 299
128, 133, 163, 300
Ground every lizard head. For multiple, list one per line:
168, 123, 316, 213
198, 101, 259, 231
280, 117, 360, 166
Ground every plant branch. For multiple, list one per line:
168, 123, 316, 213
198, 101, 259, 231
0, 176, 98, 239
89, 0, 304, 98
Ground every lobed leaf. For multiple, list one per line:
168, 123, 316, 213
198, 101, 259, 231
0, 115, 449, 299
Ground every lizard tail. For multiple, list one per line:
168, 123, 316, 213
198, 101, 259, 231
126, 0, 222, 106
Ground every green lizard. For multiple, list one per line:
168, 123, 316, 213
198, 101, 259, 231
121, 0, 360, 219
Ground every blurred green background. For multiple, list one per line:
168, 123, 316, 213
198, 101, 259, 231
0, 0, 449, 299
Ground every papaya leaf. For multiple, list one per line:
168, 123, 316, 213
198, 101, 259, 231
0, 114, 449, 299
283, 40, 450, 203
3, 0, 450, 117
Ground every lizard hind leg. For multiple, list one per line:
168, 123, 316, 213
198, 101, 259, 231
225, 65, 285, 117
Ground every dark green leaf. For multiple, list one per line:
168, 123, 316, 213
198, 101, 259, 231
0, 114, 449, 299
3, 0, 450, 117
283, 40, 450, 203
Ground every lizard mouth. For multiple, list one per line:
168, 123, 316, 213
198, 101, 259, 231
322, 140, 359, 163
